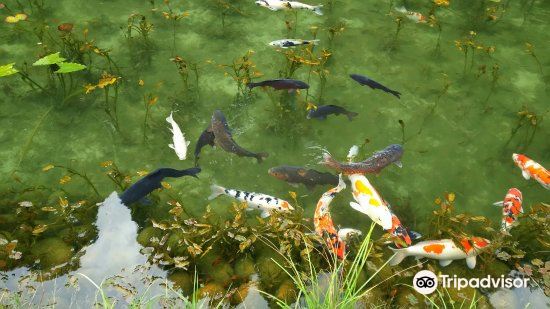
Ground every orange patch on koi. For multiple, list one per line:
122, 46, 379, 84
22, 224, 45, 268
423, 244, 445, 254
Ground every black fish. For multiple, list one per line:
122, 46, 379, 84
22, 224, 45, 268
247, 79, 309, 91
307, 105, 358, 121
349, 74, 401, 99
268, 166, 339, 190
193, 128, 215, 166
119, 167, 201, 205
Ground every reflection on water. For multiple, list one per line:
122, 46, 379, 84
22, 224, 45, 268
1, 192, 166, 307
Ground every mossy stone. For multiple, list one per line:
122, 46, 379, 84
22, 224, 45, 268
197, 282, 225, 299
230, 282, 250, 305
31, 237, 72, 268
136, 226, 161, 247
234, 257, 256, 279
275, 279, 297, 304
168, 271, 194, 295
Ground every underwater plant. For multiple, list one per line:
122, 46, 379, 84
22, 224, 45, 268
142, 93, 159, 142
43, 164, 100, 197
218, 50, 262, 104
454, 31, 495, 74
524, 42, 544, 76
170, 55, 201, 97
159, 0, 190, 56
84, 72, 121, 132
503, 105, 542, 152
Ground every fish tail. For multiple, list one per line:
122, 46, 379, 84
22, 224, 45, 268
390, 90, 401, 99
346, 111, 359, 121
183, 167, 201, 179
313, 5, 323, 15
166, 111, 174, 123
246, 82, 258, 89
208, 184, 226, 200
255, 152, 269, 163
389, 247, 408, 266
310, 39, 320, 45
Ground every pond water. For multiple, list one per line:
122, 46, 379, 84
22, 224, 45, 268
0, 0, 549, 307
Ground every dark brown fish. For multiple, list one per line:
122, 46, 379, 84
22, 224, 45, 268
247, 79, 309, 90
268, 166, 339, 190
321, 144, 404, 175
350, 74, 401, 99
307, 105, 358, 121
210, 110, 268, 163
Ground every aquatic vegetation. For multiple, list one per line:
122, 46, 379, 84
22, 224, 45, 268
524, 42, 544, 76
170, 55, 201, 97
84, 72, 121, 132
125, 13, 154, 42
214, 0, 246, 30
159, 0, 190, 55
454, 31, 495, 74
142, 93, 158, 142
326, 21, 346, 47
218, 50, 262, 104
42, 164, 100, 197
504, 106, 542, 152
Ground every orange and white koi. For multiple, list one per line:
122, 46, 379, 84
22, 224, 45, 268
512, 153, 550, 190
493, 188, 523, 232
209, 185, 294, 218
389, 237, 490, 269
395, 6, 427, 23
387, 213, 412, 248
348, 174, 393, 230
314, 174, 348, 259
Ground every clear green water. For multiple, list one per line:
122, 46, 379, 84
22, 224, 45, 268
0, 0, 549, 307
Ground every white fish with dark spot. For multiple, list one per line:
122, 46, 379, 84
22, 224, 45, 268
269, 39, 320, 48
255, 0, 323, 15
208, 184, 294, 218
166, 112, 190, 160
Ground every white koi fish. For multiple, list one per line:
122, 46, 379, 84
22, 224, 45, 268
255, 0, 323, 16
389, 237, 490, 269
348, 174, 393, 230
269, 39, 320, 48
166, 112, 190, 160
209, 185, 294, 218
395, 6, 427, 23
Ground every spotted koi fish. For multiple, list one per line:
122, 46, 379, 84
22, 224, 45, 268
321, 144, 403, 175
387, 213, 412, 248
348, 174, 393, 230
512, 153, 550, 190
314, 175, 349, 259
493, 188, 523, 232
395, 6, 427, 23
209, 185, 294, 218
389, 237, 490, 269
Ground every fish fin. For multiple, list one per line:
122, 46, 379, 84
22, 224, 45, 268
439, 259, 453, 267
260, 210, 271, 218
338, 228, 361, 241
349, 202, 364, 214
168, 144, 175, 150
186, 140, 191, 147
394, 160, 403, 168
493, 201, 504, 207
389, 247, 408, 266
466, 256, 477, 269
346, 112, 359, 121
409, 230, 422, 241
521, 170, 531, 180
313, 5, 323, 15
395, 6, 407, 13
255, 152, 269, 163
208, 184, 225, 200
337, 174, 346, 190
184, 167, 201, 178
